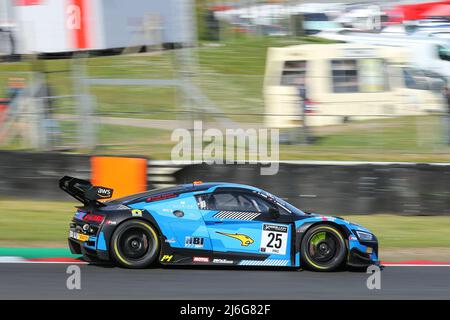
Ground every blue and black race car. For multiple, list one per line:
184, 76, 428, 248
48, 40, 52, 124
60, 176, 379, 271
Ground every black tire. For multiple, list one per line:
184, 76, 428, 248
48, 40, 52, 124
300, 224, 347, 271
110, 220, 160, 269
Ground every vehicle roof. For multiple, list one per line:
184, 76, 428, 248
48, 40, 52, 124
106, 182, 260, 205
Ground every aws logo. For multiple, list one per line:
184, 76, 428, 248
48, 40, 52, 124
216, 232, 254, 246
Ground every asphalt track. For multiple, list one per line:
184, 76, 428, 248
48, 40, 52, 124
0, 263, 449, 299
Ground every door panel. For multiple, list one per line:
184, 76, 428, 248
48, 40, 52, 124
142, 195, 213, 251
199, 190, 293, 262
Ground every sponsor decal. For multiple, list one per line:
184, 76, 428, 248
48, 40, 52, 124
165, 238, 176, 244
260, 224, 288, 255
160, 255, 173, 262
216, 231, 254, 246
239, 259, 289, 266
193, 257, 209, 263
213, 211, 260, 221
131, 209, 143, 217
213, 258, 234, 264
96, 187, 113, 199
146, 193, 177, 202
69, 230, 89, 242
263, 224, 288, 233
349, 235, 357, 241
105, 220, 117, 225
185, 236, 205, 248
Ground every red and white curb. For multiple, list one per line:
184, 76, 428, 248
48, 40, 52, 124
0, 256, 87, 264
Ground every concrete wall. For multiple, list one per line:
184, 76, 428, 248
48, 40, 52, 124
175, 162, 450, 215
0, 151, 90, 200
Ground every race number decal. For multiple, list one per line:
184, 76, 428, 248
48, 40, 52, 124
260, 224, 288, 255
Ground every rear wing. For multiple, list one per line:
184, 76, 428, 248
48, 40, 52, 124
59, 176, 113, 206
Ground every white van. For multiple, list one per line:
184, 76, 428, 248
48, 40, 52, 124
263, 43, 445, 128
317, 30, 450, 81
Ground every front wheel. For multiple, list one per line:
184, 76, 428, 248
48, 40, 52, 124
300, 224, 347, 271
110, 220, 160, 268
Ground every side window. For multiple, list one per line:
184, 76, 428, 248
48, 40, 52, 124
276, 204, 292, 216
196, 194, 208, 210
403, 68, 428, 90
208, 192, 240, 211
280, 60, 307, 86
236, 194, 257, 211
238, 193, 272, 213
359, 58, 389, 92
240, 193, 292, 215
196, 191, 293, 216
331, 59, 358, 93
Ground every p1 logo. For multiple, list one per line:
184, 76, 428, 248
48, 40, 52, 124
160, 255, 173, 262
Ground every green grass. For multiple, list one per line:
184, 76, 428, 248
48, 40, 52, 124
349, 215, 450, 248
0, 200, 75, 242
95, 124, 174, 158
1, 199, 449, 248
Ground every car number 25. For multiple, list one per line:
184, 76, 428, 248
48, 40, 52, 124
260, 224, 288, 255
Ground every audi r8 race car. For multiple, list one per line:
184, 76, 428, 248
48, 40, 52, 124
60, 176, 379, 271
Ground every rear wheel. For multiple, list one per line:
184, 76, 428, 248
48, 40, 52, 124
300, 224, 347, 271
110, 220, 160, 268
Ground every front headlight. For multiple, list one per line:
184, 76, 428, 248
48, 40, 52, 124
355, 230, 374, 241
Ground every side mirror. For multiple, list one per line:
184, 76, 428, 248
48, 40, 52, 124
268, 207, 280, 219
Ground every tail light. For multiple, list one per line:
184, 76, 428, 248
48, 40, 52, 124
83, 213, 105, 224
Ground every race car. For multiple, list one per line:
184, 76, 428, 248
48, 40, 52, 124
60, 176, 379, 271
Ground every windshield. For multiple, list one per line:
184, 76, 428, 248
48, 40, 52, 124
258, 190, 305, 216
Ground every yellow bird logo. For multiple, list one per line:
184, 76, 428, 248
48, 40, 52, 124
216, 231, 254, 246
